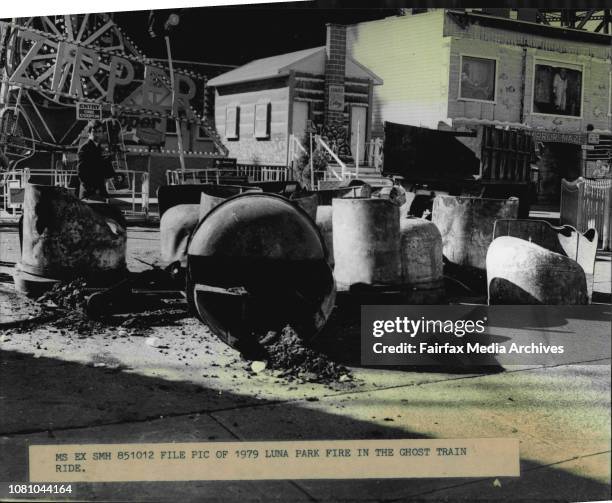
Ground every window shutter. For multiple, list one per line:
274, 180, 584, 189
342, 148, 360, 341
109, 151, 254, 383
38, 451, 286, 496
254, 102, 271, 139
225, 105, 239, 139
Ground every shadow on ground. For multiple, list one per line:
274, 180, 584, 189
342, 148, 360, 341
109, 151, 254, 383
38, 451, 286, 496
0, 349, 609, 502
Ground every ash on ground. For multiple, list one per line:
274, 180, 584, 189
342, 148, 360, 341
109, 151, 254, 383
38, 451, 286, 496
37, 278, 88, 310
254, 325, 353, 385
32, 278, 164, 337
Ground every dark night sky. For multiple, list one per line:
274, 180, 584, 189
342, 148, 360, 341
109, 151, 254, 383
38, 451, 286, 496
112, 0, 612, 65
114, 4, 399, 66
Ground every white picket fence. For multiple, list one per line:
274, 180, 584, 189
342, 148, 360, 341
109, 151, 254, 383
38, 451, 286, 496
166, 165, 289, 185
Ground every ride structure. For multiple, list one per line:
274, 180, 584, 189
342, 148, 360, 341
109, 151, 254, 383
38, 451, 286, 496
0, 14, 227, 218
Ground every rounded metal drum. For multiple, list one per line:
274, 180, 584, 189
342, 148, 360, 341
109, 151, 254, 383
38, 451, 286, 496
316, 205, 334, 268
289, 192, 318, 221
487, 236, 588, 305
332, 198, 400, 290
399, 217, 444, 303
16, 184, 126, 295
199, 184, 260, 220
160, 204, 201, 268
432, 195, 519, 289
187, 193, 335, 354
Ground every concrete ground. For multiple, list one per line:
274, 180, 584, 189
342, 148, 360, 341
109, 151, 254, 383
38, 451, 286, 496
0, 226, 610, 502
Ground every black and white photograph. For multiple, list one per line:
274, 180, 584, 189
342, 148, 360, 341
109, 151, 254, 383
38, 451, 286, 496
533, 62, 583, 116
0, 2, 611, 502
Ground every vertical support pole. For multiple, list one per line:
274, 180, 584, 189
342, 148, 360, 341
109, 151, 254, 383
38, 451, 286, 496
165, 35, 186, 172
355, 119, 360, 179
0, 20, 13, 107
309, 132, 314, 190
287, 71, 296, 167
146, 148, 152, 218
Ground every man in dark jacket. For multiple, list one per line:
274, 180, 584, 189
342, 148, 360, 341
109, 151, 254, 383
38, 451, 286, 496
77, 120, 116, 199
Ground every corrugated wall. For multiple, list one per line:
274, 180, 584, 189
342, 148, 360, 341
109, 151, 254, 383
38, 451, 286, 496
346, 11, 450, 135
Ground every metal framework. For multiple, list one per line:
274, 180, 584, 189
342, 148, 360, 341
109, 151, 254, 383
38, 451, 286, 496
0, 14, 225, 164
537, 9, 612, 34
0, 14, 145, 163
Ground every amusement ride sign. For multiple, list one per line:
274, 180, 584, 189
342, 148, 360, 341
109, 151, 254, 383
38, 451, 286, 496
0, 19, 200, 118
76, 102, 102, 120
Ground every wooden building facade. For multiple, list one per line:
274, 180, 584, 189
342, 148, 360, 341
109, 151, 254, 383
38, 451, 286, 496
207, 26, 382, 167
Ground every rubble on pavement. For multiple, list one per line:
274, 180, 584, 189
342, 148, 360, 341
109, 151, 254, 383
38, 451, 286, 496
255, 325, 353, 384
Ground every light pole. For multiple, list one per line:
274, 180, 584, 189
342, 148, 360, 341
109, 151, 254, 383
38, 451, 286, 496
164, 33, 186, 172
149, 10, 186, 172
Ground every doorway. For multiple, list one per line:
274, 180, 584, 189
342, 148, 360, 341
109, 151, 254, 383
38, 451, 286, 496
350, 106, 367, 163
292, 101, 309, 141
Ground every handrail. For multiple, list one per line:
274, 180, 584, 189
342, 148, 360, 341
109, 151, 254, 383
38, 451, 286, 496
315, 135, 344, 181
365, 138, 384, 171
288, 134, 308, 160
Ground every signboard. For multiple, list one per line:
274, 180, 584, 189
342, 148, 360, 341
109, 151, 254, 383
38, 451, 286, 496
135, 127, 165, 146
120, 115, 165, 147
587, 132, 600, 144
530, 131, 585, 145
76, 102, 102, 121
585, 160, 611, 178
213, 158, 237, 169
1, 21, 198, 116
328, 85, 345, 112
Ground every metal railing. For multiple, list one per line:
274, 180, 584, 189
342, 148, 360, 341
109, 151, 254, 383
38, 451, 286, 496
105, 170, 150, 217
365, 138, 384, 171
315, 135, 345, 181
1, 168, 76, 216
236, 164, 289, 182
0, 168, 149, 219
561, 177, 612, 250
288, 134, 308, 165
166, 165, 289, 185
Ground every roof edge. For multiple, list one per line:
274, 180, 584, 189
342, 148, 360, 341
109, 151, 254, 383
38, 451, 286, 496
447, 10, 612, 46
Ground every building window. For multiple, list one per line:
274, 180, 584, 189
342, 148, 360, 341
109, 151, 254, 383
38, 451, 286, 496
532, 61, 583, 117
166, 118, 177, 135
225, 105, 239, 140
254, 102, 271, 139
459, 55, 497, 103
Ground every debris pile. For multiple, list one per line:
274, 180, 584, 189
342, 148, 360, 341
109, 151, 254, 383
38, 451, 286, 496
32, 278, 151, 336
37, 278, 88, 310
256, 325, 352, 384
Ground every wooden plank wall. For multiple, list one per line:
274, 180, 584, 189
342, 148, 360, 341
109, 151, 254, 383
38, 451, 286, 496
293, 72, 370, 127
481, 126, 534, 182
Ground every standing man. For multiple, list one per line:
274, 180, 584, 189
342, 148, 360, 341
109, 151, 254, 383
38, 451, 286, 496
77, 120, 116, 200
